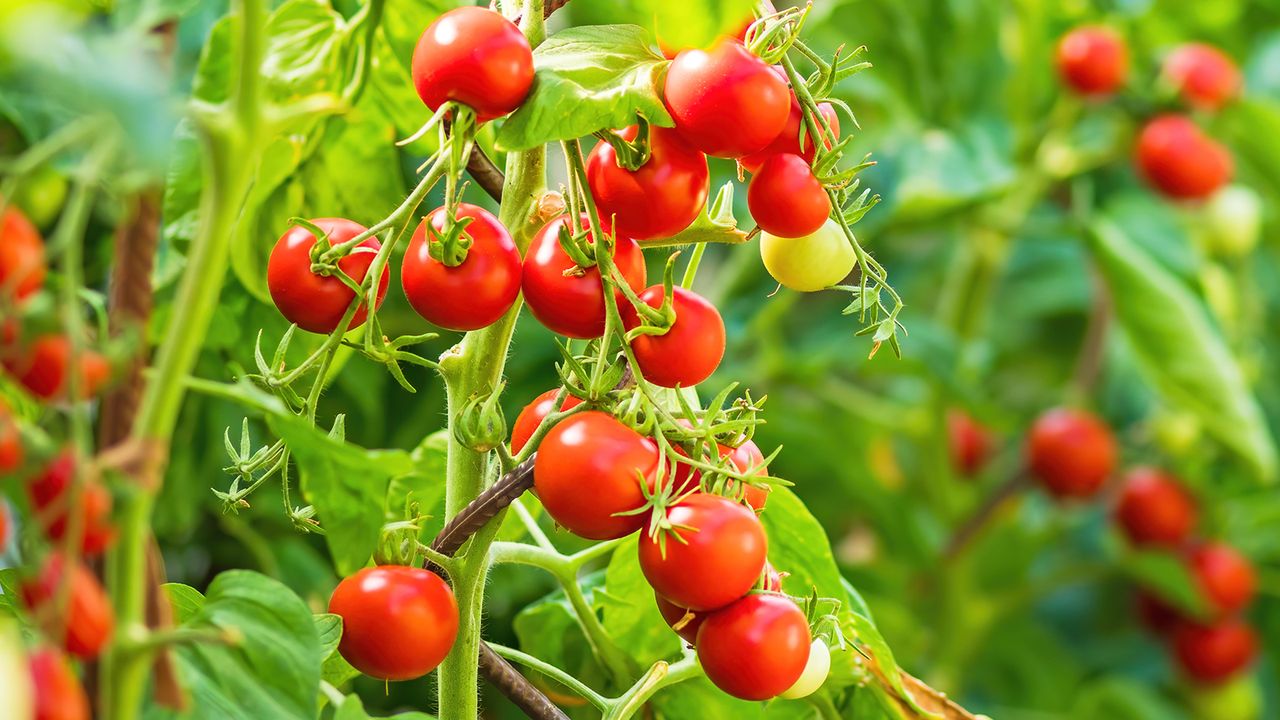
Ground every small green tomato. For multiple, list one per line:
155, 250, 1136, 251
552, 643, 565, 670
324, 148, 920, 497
779, 638, 831, 700
759, 219, 856, 292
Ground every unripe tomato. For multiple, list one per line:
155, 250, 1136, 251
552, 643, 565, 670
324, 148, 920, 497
11, 165, 67, 230
267, 218, 390, 334
27, 452, 115, 556
1185, 675, 1263, 720
719, 439, 770, 510
402, 203, 521, 332
586, 126, 709, 241
533, 411, 659, 539
663, 39, 790, 158
1055, 26, 1127, 96
510, 389, 584, 454
638, 493, 767, 611
779, 638, 831, 699
0, 404, 21, 474
747, 154, 831, 238
2, 336, 110, 402
1135, 590, 1180, 636
21, 554, 114, 659
696, 593, 811, 701
29, 647, 90, 720
947, 409, 993, 478
1114, 467, 1197, 548
740, 94, 840, 174
521, 214, 647, 339
1171, 619, 1257, 684
1135, 115, 1232, 202
0, 204, 46, 302
655, 593, 703, 644
1164, 43, 1241, 111
759, 218, 856, 292
1026, 407, 1117, 499
621, 285, 725, 388
411, 6, 534, 123
1187, 542, 1255, 616
328, 565, 458, 681
1201, 185, 1262, 258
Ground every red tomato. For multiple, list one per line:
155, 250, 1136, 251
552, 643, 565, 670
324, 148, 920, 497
947, 409, 992, 478
27, 452, 115, 556
656, 593, 703, 644
663, 39, 790, 158
620, 285, 724, 388
638, 493, 767, 611
533, 411, 660, 539
1187, 542, 1255, 616
1135, 590, 1180, 636
2, 336, 110, 402
267, 218, 390, 334
740, 93, 840, 174
402, 203, 521, 331
521, 215, 647, 339
1164, 43, 1241, 111
586, 125, 709, 242
510, 389, 585, 454
696, 593, 811, 700
329, 565, 458, 681
0, 404, 22, 474
1114, 467, 1197, 548
22, 554, 114, 659
1171, 619, 1258, 684
0, 204, 46, 302
29, 647, 90, 720
0, 504, 8, 555
1055, 26, 1127, 96
720, 439, 770, 510
411, 7, 534, 123
1135, 115, 1232, 201
1026, 408, 1116, 499
747, 154, 830, 238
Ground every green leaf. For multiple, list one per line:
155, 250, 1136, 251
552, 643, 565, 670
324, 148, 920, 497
314, 613, 343, 660
512, 574, 610, 694
334, 694, 436, 720
600, 537, 682, 666
1117, 549, 1208, 618
639, 0, 755, 52
0, 569, 20, 619
496, 25, 672, 152
887, 121, 1016, 223
759, 488, 846, 597
162, 583, 207, 624
386, 430, 449, 544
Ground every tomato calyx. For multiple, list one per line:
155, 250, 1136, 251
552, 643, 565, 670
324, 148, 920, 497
289, 217, 374, 294
594, 117, 654, 172
422, 214, 477, 268
743, 4, 808, 64
553, 217, 603, 275
452, 381, 509, 452
620, 254, 681, 342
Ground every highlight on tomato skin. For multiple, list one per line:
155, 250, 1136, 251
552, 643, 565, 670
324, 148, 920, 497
266, 218, 390, 335
1025, 407, 1117, 500
1134, 115, 1233, 202
695, 593, 812, 701
621, 285, 726, 389
1055, 25, 1128, 96
411, 6, 534, 123
586, 125, 710, 242
1162, 43, 1242, 111
1113, 467, 1197, 548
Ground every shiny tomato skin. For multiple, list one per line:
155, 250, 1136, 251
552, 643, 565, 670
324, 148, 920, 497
510, 389, 585, 454
663, 39, 790, 158
29, 647, 90, 720
720, 439, 770, 510
740, 97, 840, 174
27, 452, 115, 556
267, 218, 389, 334
656, 593, 703, 645
521, 214, 647, 339
1135, 115, 1232, 201
22, 554, 114, 659
1164, 43, 1241, 111
1055, 26, 1127, 96
0, 404, 21, 474
1114, 467, 1197, 547
411, 6, 534, 123
0, 205, 46, 302
402, 203, 521, 331
533, 411, 660, 539
747, 154, 831, 238
621, 285, 724, 388
1172, 619, 1258, 684
328, 565, 459, 681
1187, 542, 1255, 616
587, 125, 709, 242
1026, 408, 1117, 499
638, 493, 767, 611
2, 336, 110, 402
696, 593, 811, 701
947, 409, 992, 478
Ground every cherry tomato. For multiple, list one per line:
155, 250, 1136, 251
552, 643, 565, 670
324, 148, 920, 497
412, 6, 534, 123
1135, 590, 1180, 636
27, 452, 115, 556
1164, 43, 1241, 111
720, 439, 770, 510
0, 204, 46, 302
0, 504, 8, 555
510, 389, 585, 454
759, 218, 855, 292
696, 593, 811, 701
1114, 467, 1197, 548
779, 638, 831, 699
1055, 26, 1127, 96
747, 154, 830, 239
2, 336, 110, 402
0, 404, 22, 474
1187, 542, 1255, 616
638, 493, 767, 611
1202, 185, 1262, 258
655, 593, 703, 645
29, 647, 90, 720
521, 214, 647, 339
663, 39, 790, 158
402, 203, 521, 332
740, 92, 840, 174
620, 285, 724, 388
328, 565, 459, 681
947, 409, 992, 478
1171, 619, 1258, 684
1026, 407, 1116, 499
533, 411, 659, 539
22, 554, 114, 659
1135, 115, 1232, 202
587, 125, 709, 242
266, 218, 390, 334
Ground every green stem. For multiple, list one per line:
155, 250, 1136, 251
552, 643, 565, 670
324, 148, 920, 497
602, 653, 701, 720
489, 643, 611, 710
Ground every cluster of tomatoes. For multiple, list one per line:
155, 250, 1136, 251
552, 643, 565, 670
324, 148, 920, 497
1055, 27, 1240, 202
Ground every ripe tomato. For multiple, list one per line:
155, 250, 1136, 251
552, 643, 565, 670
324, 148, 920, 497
0, 404, 22, 474
638, 493, 766, 611
1171, 619, 1258, 684
947, 409, 992, 478
587, 125, 709, 242
402, 203, 521, 332
720, 439, 770, 510
740, 94, 840, 174
663, 39, 790, 158
1135, 590, 1180, 636
779, 638, 831, 699
521, 214, 647, 339
328, 565, 459, 681
655, 593, 703, 645
1187, 542, 1255, 616
2, 336, 110, 402
621, 285, 724, 388
29, 648, 90, 720
1114, 467, 1197, 548
510, 389, 585, 454
0, 204, 46, 302
747, 154, 830, 239
1026, 408, 1116, 499
759, 218, 855, 292
696, 593, 811, 701
1055, 26, 1127, 96
533, 411, 659, 539
411, 6, 534, 123
1164, 43, 1241, 111
27, 452, 115, 556
22, 554, 114, 659
267, 218, 389, 334
1135, 115, 1232, 202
